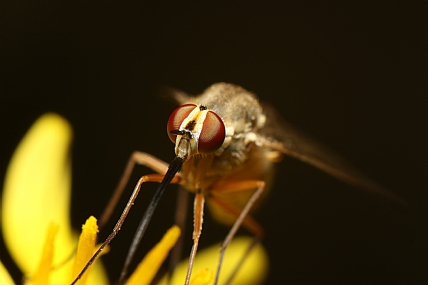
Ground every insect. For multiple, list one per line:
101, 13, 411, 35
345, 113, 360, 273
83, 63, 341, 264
71, 83, 405, 285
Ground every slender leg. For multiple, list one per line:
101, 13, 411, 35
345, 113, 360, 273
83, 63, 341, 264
70, 173, 180, 285
56, 152, 170, 273
99, 151, 170, 228
208, 180, 265, 285
184, 190, 205, 285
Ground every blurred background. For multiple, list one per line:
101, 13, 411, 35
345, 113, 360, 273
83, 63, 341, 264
1, 2, 427, 284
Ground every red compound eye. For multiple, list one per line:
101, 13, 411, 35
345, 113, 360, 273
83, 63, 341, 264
167, 104, 197, 143
198, 110, 225, 153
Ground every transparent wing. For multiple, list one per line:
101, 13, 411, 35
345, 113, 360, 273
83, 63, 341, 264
258, 103, 407, 207
159, 86, 193, 105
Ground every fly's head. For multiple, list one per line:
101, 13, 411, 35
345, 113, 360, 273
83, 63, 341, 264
167, 104, 226, 161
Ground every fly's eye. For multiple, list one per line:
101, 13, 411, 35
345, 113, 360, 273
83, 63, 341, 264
198, 111, 226, 153
167, 104, 197, 143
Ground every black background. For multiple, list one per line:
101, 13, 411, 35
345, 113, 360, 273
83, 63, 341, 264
1, 2, 427, 284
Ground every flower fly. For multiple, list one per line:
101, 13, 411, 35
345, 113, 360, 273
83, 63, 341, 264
71, 83, 406, 285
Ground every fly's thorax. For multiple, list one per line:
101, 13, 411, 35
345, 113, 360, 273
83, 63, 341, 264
181, 141, 276, 197
194, 83, 266, 131
188, 83, 267, 159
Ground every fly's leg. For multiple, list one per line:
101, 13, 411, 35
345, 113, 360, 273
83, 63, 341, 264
99, 151, 170, 228
182, 156, 214, 285
71, 172, 180, 285
55, 152, 169, 275
184, 189, 205, 285
208, 180, 265, 285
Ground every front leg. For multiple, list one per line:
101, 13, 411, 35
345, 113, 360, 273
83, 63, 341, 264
99, 151, 172, 228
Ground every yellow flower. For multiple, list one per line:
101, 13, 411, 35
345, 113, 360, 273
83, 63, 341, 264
1, 113, 268, 285
157, 236, 268, 285
1, 113, 107, 285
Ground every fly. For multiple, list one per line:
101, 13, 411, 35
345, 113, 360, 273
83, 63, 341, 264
70, 83, 406, 285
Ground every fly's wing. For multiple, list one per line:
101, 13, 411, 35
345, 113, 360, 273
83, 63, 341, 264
258, 103, 407, 207
159, 86, 193, 105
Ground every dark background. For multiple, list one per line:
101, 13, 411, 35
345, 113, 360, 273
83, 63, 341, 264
1, 2, 427, 284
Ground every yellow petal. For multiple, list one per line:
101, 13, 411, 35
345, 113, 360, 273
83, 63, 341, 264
1, 113, 108, 284
70, 216, 99, 285
25, 223, 59, 285
0, 261, 15, 285
189, 268, 213, 285
125, 225, 181, 285
157, 236, 268, 285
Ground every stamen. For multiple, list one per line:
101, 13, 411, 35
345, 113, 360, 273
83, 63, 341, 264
26, 222, 59, 285
70, 216, 98, 285
125, 226, 180, 285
